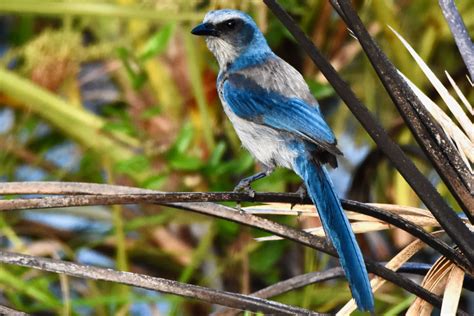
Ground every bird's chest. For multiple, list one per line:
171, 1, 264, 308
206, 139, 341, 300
217, 82, 295, 169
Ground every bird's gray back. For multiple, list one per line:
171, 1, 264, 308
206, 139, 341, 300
235, 55, 317, 106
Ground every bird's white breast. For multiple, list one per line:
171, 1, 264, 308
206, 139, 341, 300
219, 97, 296, 170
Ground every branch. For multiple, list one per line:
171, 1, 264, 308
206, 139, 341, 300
0, 181, 469, 270
213, 268, 344, 316
0, 304, 29, 316
262, 0, 474, 265
439, 0, 474, 81
0, 195, 446, 308
0, 250, 320, 315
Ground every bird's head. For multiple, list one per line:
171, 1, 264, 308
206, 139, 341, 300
191, 9, 271, 69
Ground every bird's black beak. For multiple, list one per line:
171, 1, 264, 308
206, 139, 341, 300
191, 23, 219, 37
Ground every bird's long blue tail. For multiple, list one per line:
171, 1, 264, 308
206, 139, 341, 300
294, 155, 374, 312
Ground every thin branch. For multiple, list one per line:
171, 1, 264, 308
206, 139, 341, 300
0, 194, 446, 309
262, 0, 474, 265
0, 250, 320, 315
439, 0, 474, 81
213, 268, 344, 316
0, 181, 469, 270
0, 305, 29, 316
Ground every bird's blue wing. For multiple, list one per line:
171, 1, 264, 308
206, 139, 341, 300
222, 73, 340, 154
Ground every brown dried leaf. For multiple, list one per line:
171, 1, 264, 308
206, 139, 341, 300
407, 255, 452, 315
440, 265, 465, 315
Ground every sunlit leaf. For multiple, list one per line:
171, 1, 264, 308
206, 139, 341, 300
139, 23, 175, 61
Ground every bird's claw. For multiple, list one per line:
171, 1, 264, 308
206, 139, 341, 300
291, 184, 308, 209
233, 180, 256, 198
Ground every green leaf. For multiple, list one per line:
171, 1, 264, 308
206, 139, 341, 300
115, 155, 150, 175
139, 23, 175, 61
102, 121, 137, 136
207, 141, 226, 168
140, 106, 162, 119
168, 122, 194, 154
116, 47, 148, 89
307, 80, 335, 99
124, 212, 171, 231
169, 154, 203, 171
142, 174, 168, 190
250, 241, 286, 274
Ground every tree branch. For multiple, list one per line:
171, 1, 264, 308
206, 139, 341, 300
0, 250, 321, 315
0, 181, 470, 270
0, 304, 29, 316
213, 268, 344, 316
0, 195, 446, 309
262, 0, 474, 265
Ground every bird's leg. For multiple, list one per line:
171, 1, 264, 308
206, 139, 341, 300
234, 167, 275, 198
291, 183, 308, 209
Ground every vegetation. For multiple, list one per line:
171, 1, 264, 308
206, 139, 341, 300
0, 0, 473, 315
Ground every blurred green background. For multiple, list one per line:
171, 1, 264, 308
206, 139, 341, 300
0, 0, 473, 314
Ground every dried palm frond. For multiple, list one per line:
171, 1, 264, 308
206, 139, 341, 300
390, 26, 474, 172
245, 203, 472, 242
407, 253, 464, 316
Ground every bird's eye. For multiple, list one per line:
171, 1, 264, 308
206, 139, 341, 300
225, 19, 236, 29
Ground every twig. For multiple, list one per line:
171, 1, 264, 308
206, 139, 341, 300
1, 193, 469, 269
439, 0, 474, 81
262, 0, 474, 265
213, 267, 344, 316
0, 194, 447, 309
0, 250, 320, 315
0, 304, 29, 316
0, 181, 469, 271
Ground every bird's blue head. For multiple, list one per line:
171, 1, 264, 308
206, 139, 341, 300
191, 9, 273, 69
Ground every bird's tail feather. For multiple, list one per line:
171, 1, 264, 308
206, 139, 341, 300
294, 155, 374, 312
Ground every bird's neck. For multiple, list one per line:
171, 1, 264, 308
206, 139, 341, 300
220, 32, 274, 73
229, 46, 274, 72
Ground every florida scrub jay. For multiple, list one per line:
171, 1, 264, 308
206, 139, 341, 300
191, 9, 374, 312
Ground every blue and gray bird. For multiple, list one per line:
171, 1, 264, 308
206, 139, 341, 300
192, 9, 374, 312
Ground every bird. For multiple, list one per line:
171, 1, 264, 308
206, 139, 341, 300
191, 9, 374, 312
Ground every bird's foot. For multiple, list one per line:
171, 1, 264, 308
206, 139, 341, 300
233, 180, 255, 213
233, 179, 256, 198
291, 184, 308, 209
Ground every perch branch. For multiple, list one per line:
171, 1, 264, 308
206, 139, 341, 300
0, 181, 469, 270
